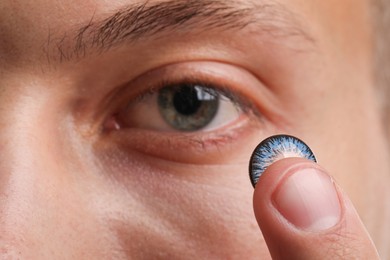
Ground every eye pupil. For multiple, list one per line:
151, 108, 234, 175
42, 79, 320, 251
173, 86, 201, 116
158, 84, 219, 131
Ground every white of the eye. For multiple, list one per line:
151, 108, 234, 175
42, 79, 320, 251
199, 97, 241, 131
125, 91, 242, 132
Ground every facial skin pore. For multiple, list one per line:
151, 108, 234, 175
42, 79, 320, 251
0, 0, 389, 258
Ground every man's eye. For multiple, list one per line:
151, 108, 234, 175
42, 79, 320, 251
100, 62, 266, 163
116, 82, 244, 133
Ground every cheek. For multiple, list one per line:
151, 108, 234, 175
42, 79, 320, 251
0, 148, 106, 258
85, 148, 267, 258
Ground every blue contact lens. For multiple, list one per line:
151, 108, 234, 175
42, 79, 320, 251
249, 135, 316, 188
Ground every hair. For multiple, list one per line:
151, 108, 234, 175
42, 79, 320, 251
372, 0, 390, 128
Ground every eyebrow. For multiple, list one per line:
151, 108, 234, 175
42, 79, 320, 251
51, 0, 314, 62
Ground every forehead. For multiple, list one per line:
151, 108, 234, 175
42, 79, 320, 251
0, 0, 371, 66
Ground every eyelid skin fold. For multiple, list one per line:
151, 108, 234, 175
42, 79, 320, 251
101, 61, 271, 134
96, 61, 276, 164
99, 61, 271, 117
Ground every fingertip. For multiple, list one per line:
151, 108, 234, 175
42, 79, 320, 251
253, 157, 318, 217
252, 158, 379, 259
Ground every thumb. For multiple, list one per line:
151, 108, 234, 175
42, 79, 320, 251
253, 158, 379, 260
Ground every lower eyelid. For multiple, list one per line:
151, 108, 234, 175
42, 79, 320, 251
104, 113, 259, 164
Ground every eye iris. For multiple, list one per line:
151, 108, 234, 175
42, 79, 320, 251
158, 84, 219, 131
249, 135, 317, 188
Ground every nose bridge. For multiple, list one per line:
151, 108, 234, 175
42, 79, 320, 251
0, 86, 56, 173
0, 85, 67, 253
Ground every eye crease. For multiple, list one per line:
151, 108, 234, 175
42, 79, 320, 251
249, 135, 317, 188
101, 61, 268, 160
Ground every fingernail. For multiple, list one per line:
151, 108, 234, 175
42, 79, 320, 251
273, 167, 341, 232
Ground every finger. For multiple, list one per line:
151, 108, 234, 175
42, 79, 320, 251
253, 158, 379, 260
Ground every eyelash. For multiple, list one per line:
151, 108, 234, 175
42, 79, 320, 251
98, 63, 268, 163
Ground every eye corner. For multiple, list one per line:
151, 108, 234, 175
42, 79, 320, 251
96, 61, 268, 163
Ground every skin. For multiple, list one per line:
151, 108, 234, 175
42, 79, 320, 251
0, 0, 389, 259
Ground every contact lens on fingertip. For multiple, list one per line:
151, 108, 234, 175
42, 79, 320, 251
249, 135, 317, 188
